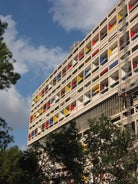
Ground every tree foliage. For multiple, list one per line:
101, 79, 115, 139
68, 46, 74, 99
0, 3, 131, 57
39, 121, 84, 183
0, 19, 20, 90
0, 117, 14, 150
0, 146, 44, 184
0, 146, 23, 184
19, 148, 44, 184
84, 115, 138, 183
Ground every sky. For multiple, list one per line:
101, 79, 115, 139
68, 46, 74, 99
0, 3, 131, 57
0, 0, 118, 150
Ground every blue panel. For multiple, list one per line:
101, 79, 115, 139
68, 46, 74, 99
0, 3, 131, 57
32, 131, 35, 137
49, 118, 53, 125
50, 98, 55, 104
100, 57, 107, 65
84, 69, 88, 76
109, 60, 118, 70
92, 90, 94, 96
56, 74, 61, 81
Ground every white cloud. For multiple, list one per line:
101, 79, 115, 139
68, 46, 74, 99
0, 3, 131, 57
0, 86, 30, 129
0, 15, 68, 75
49, 0, 118, 32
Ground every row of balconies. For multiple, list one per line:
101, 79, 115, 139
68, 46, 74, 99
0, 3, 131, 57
32, 0, 137, 103
28, 97, 138, 141
31, 41, 138, 111
32, 42, 137, 116
29, 58, 138, 127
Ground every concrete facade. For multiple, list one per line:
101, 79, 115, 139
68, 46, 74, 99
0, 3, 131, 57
28, 0, 138, 146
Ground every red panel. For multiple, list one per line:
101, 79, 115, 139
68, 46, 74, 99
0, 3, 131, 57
47, 101, 50, 108
70, 104, 75, 111
133, 61, 137, 69
130, 31, 135, 38
108, 24, 112, 30
28, 134, 31, 139
92, 39, 96, 46
45, 121, 49, 128
78, 53, 84, 60
67, 64, 71, 70
128, 4, 133, 10
42, 123, 45, 131
100, 84, 105, 91
30, 116, 33, 123
35, 129, 38, 135
92, 49, 99, 57
41, 89, 45, 96
43, 103, 47, 112
100, 68, 108, 76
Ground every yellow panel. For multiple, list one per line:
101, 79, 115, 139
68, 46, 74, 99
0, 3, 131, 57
34, 97, 37, 103
85, 47, 90, 53
64, 108, 69, 115
77, 75, 83, 83
37, 94, 41, 100
65, 85, 70, 92
108, 49, 112, 56
118, 14, 122, 20
39, 109, 43, 114
54, 116, 58, 123
93, 84, 99, 91
94, 88, 100, 94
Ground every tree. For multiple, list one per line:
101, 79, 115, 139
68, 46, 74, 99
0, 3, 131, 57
19, 148, 44, 184
39, 121, 84, 183
0, 19, 20, 150
84, 115, 138, 183
0, 19, 20, 90
0, 146, 23, 184
0, 117, 14, 150
0, 146, 44, 184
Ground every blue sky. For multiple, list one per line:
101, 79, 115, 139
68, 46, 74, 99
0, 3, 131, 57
0, 0, 117, 150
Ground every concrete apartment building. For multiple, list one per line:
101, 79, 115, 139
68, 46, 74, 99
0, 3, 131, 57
28, 0, 138, 146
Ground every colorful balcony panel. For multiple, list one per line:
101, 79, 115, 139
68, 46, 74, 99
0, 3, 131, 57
130, 31, 138, 40
43, 103, 47, 112
53, 115, 58, 123
42, 123, 45, 131
64, 108, 69, 116
65, 85, 71, 92
78, 52, 84, 60
45, 121, 49, 129
30, 116, 33, 123
72, 80, 77, 89
100, 57, 107, 65
39, 108, 43, 114
100, 67, 108, 76
77, 75, 83, 83
92, 49, 99, 57
47, 101, 50, 108
31, 131, 35, 137
109, 60, 118, 70
56, 73, 61, 81
67, 63, 72, 70
49, 118, 53, 126
85, 46, 91, 53
28, 133, 31, 139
